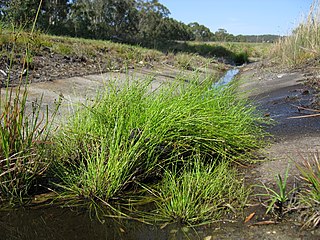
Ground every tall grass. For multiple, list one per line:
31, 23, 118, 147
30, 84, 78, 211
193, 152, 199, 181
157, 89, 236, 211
0, 84, 56, 200
272, 0, 320, 66
52, 74, 266, 215
296, 152, 320, 228
0, 0, 60, 201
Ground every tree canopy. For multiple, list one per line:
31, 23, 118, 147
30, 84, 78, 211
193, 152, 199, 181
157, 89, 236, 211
0, 1, 280, 44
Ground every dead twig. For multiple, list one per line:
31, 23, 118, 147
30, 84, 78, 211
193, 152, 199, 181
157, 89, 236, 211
292, 105, 320, 113
249, 220, 277, 226
288, 105, 320, 118
288, 113, 320, 119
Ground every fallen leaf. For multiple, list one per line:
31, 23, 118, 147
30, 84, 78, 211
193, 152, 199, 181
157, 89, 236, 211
244, 212, 255, 223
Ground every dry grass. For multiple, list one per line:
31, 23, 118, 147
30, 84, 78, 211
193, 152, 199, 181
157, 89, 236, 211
272, 0, 320, 66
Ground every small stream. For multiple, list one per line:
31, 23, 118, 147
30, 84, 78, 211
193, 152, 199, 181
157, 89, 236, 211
214, 68, 240, 87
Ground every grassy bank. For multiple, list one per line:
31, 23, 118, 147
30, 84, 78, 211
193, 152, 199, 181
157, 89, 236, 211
157, 41, 271, 66
0, 26, 272, 87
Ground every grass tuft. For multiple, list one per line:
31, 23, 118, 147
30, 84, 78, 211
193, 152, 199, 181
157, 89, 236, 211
296, 152, 320, 228
51, 74, 266, 220
146, 158, 248, 226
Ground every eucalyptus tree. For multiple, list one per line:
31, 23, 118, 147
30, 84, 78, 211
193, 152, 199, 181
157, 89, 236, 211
39, 0, 69, 34
188, 22, 214, 42
67, 0, 139, 41
0, 0, 40, 27
135, 0, 170, 45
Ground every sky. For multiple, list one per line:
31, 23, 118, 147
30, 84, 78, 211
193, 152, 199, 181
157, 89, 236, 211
159, 0, 315, 35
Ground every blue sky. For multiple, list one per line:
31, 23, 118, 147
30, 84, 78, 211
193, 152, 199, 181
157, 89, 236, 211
159, 0, 314, 35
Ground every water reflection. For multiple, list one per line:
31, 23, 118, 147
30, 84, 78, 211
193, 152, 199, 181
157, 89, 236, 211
0, 207, 195, 240
214, 68, 239, 87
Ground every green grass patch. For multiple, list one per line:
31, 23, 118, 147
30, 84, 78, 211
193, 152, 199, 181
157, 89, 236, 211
50, 74, 266, 223
144, 158, 248, 226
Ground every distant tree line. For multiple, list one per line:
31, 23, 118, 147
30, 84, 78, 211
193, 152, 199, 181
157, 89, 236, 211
0, 0, 280, 45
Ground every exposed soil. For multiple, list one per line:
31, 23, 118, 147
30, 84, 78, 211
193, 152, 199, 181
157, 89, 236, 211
234, 61, 320, 238
0, 49, 151, 87
240, 61, 320, 182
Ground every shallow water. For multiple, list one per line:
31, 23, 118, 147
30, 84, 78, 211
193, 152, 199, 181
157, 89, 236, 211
214, 68, 240, 87
1, 206, 319, 240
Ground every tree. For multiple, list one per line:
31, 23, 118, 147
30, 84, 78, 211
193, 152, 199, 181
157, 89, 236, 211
188, 22, 213, 41
0, 0, 40, 27
39, 0, 69, 34
215, 28, 228, 42
135, 0, 171, 45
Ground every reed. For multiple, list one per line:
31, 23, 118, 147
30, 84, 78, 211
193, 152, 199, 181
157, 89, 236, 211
272, 0, 320, 66
296, 152, 320, 228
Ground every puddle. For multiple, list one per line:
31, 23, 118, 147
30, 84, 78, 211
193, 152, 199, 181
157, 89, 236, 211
1, 206, 319, 240
0, 207, 169, 240
214, 68, 240, 87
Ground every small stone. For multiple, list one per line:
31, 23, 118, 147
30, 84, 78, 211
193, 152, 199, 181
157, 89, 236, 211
277, 74, 285, 78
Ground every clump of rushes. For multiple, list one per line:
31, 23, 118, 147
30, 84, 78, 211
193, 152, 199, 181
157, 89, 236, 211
296, 152, 320, 229
0, 84, 39, 200
144, 158, 248, 226
0, 11, 61, 203
0, 63, 61, 202
272, 0, 320, 66
53, 75, 266, 216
